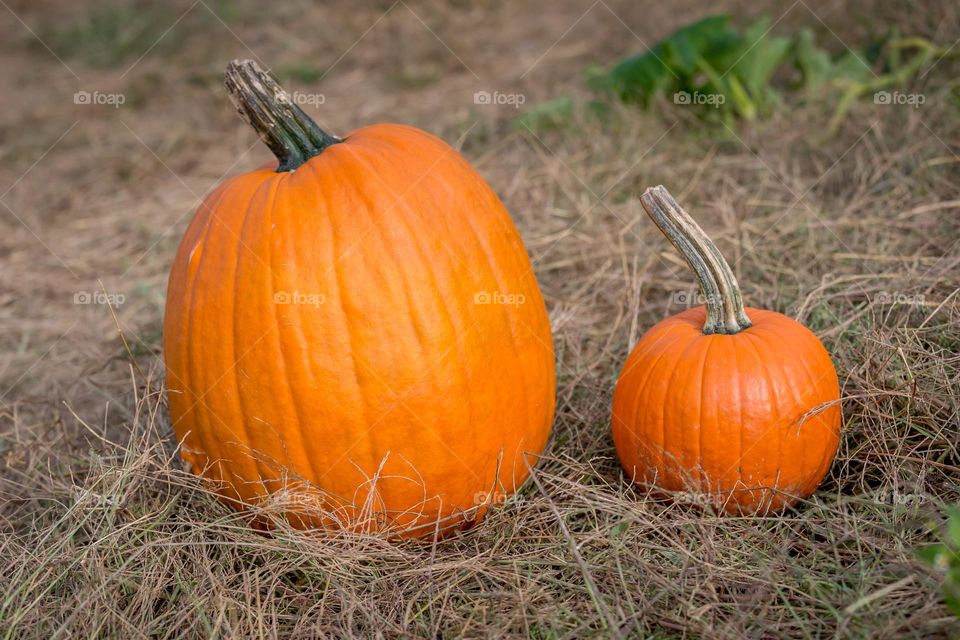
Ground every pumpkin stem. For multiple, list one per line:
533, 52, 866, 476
640, 185, 752, 335
224, 59, 340, 172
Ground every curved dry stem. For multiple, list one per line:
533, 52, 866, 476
640, 185, 751, 335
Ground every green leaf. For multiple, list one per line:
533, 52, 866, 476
660, 15, 740, 75
948, 507, 960, 546
741, 16, 772, 50
917, 543, 948, 566
600, 15, 739, 105
862, 31, 892, 67
728, 17, 792, 98
605, 51, 671, 104
727, 75, 757, 120
888, 27, 901, 70
512, 96, 574, 132
693, 56, 751, 119
946, 589, 960, 617
795, 28, 832, 91
829, 49, 876, 84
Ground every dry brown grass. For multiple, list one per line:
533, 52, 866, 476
2, 0, 960, 637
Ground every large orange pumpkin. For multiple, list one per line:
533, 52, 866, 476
163, 60, 555, 538
612, 186, 840, 514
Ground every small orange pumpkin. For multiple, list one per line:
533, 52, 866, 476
612, 186, 840, 514
163, 60, 555, 538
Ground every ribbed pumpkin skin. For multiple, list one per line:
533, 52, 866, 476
611, 306, 840, 514
164, 124, 555, 537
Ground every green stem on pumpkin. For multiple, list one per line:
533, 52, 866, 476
224, 59, 340, 172
640, 185, 752, 335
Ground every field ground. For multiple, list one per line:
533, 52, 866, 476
1, 0, 959, 637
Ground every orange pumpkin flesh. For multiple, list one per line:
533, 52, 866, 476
611, 187, 840, 514
164, 61, 555, 538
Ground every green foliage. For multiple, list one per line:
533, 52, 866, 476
794, 28, 833, 91
918, 507, 960, 617
587, 15, 799, 122
517, 14, 960, 134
